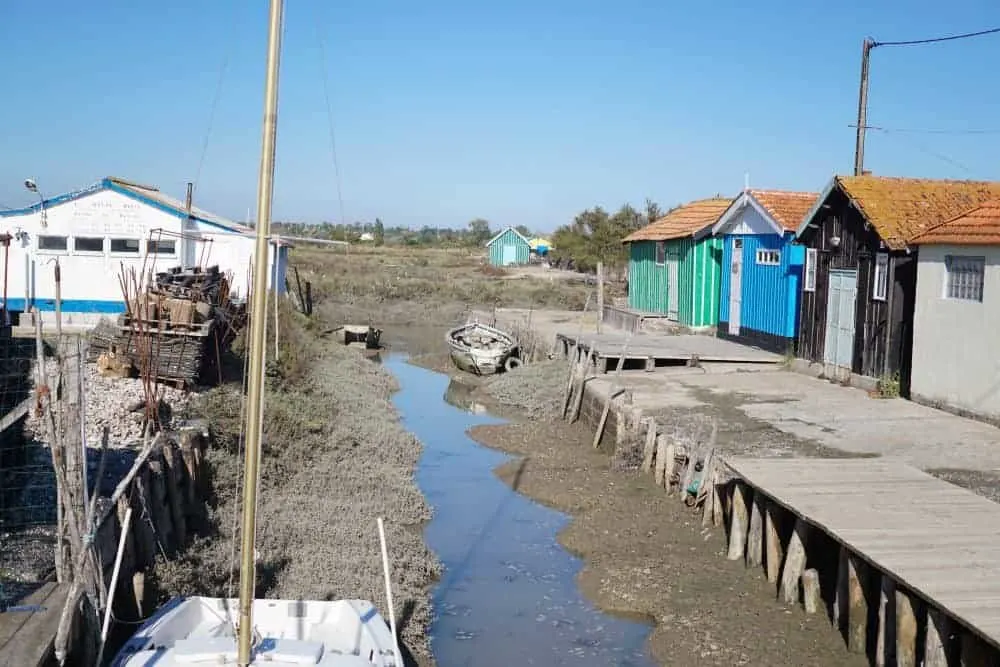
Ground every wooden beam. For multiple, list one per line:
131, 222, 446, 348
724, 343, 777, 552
727, 482, 749, 560
779, 517, 809, 604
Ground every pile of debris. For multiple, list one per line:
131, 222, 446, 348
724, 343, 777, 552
88, 265, 248, 387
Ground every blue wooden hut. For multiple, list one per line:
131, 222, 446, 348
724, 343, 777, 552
486, 226, 531, 266
711, 189, 817, 353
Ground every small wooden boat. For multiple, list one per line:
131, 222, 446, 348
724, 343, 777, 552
447, 321, 519, 375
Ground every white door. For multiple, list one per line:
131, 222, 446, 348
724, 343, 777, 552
501, 244, 517, 266
728, 239, 742, 335
823, 269, 858, 368
667, 253, 680, 320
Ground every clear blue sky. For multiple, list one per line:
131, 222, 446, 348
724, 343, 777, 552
1, 0, 999, 231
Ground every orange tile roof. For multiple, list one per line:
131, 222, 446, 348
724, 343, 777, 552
910, 199, 1000, 245
748, 189, 818, 231
834, 176, 1000, 250
623, 198, 731, 243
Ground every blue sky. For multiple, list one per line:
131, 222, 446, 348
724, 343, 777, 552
1, 1, 999, 231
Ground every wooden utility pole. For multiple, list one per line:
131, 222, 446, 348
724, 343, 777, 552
854, 38, 875, 176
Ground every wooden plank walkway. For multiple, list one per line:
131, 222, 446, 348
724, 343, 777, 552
724, 457, 1000, 651
0, 582, 68, 666
557, 331, 781, 371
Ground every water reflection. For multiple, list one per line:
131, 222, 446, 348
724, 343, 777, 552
387, 356, 654, 667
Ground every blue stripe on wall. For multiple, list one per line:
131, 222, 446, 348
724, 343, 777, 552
3, 298, 126, 314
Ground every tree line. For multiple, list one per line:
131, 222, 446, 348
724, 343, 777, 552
271, 199, 680, 276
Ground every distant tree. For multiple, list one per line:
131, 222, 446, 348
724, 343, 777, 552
467, 218, 492, 246
514, 224, 532, 238
644, 198, 663, 226
373, 218, 385, 246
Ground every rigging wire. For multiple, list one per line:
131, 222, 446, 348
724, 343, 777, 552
192, 3, 245, 193
313, 8, 348, 226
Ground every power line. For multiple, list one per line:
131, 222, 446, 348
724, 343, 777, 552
314, 10, 348, 227
869, 127, 975, 175
874, 27, 1000, 48
850, 124, 1000, 136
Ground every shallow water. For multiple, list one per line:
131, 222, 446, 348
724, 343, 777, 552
386, 357, 655, 667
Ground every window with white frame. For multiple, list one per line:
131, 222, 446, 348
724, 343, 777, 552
73, 236, 105, 253
654, 241, 665, 265
37, 235, 67, 252
110, 238, 141, 254
755, 249, 780, 266
872, 252, 889, 301
147, 239, 176, 255
944, 255, 985, 302
804, 248, 818, 292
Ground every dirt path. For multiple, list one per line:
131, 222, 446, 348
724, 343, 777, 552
466, 418, 865, 666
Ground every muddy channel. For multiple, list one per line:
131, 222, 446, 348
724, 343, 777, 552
387, 356, 654, 667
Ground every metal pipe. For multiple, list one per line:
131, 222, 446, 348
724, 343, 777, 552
237, 0, 284, 663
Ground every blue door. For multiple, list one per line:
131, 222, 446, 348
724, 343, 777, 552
824, 269, 857, 368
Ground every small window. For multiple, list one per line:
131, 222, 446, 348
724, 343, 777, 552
654, 241, 665, 265
73, 236, 105, 253
755, 249, 780, 266
147, 239, 176, 255
944, 255, 985, 302
804, 248, 818, 292
872, 252, 889, 301
110, 238, 141, 254
38, 235, 67, 251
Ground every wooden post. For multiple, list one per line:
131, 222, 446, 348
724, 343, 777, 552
802, 569, 821, 614
662, 441, 675, 493
834, 544, 848, 632
779, 517, 809, 604
746, 491, 764, 568
960, 632, 992, 666
727, 483, 749, 560
924, 607, 952, 667
596, 262, 604, 333
845, 552, 869, 654
876, 575, 896, 667
895, 588, 918, 667
641, 418, 657, 473
593, 334, 632, 448
569, 348, 594, 423
764, 501, 783, 585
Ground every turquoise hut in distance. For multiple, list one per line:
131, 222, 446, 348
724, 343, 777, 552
486, 226, 531, 266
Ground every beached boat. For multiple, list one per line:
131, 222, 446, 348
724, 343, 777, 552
111, 1, 403, 665
447, 321, 520, 375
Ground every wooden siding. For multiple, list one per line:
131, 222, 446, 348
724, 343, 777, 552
627, 240, 669, 313
487, 228, 530, 266
718, 233, 803, 341
628, 237, 722, 325
678, 236, 723, 327
796, 187, 916, 392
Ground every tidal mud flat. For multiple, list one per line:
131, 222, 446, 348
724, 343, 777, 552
457, 360, 868, 667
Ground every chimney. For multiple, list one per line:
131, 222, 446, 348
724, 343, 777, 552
185, 182, 194, 214
861, 170, 873, 177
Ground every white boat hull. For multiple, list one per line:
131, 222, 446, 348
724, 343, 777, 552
447, 322, 518, 375
112, 596, 399, 666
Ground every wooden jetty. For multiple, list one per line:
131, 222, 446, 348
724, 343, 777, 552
716, 457, 1000, 665
556, 331, 780, 372
0, 582, 69, 666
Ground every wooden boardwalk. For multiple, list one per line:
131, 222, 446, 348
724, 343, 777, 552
723, 457, 1000, 662
557, 331, 780, 371
0, 582, 68, 666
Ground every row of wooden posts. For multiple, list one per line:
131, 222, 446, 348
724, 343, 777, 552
545, 305, 995, 667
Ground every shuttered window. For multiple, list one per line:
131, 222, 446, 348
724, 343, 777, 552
655, 241, 665, 265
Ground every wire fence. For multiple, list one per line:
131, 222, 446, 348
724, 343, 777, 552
0, 333, 69, 604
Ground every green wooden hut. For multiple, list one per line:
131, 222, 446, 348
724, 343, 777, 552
622, 198, 730, 328
486, 226, 531, 266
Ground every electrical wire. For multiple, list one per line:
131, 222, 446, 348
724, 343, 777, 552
870, 127, 975, 174
852, 124, 1000, 136
313, 9, 348, 226
874, 27, 1000, 48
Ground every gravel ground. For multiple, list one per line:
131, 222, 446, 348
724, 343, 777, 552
25, 360, 195, 448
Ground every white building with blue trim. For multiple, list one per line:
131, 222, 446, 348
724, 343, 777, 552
0, 176, 289, 327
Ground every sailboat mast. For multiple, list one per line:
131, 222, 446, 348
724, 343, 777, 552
237, 0, 284, 664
